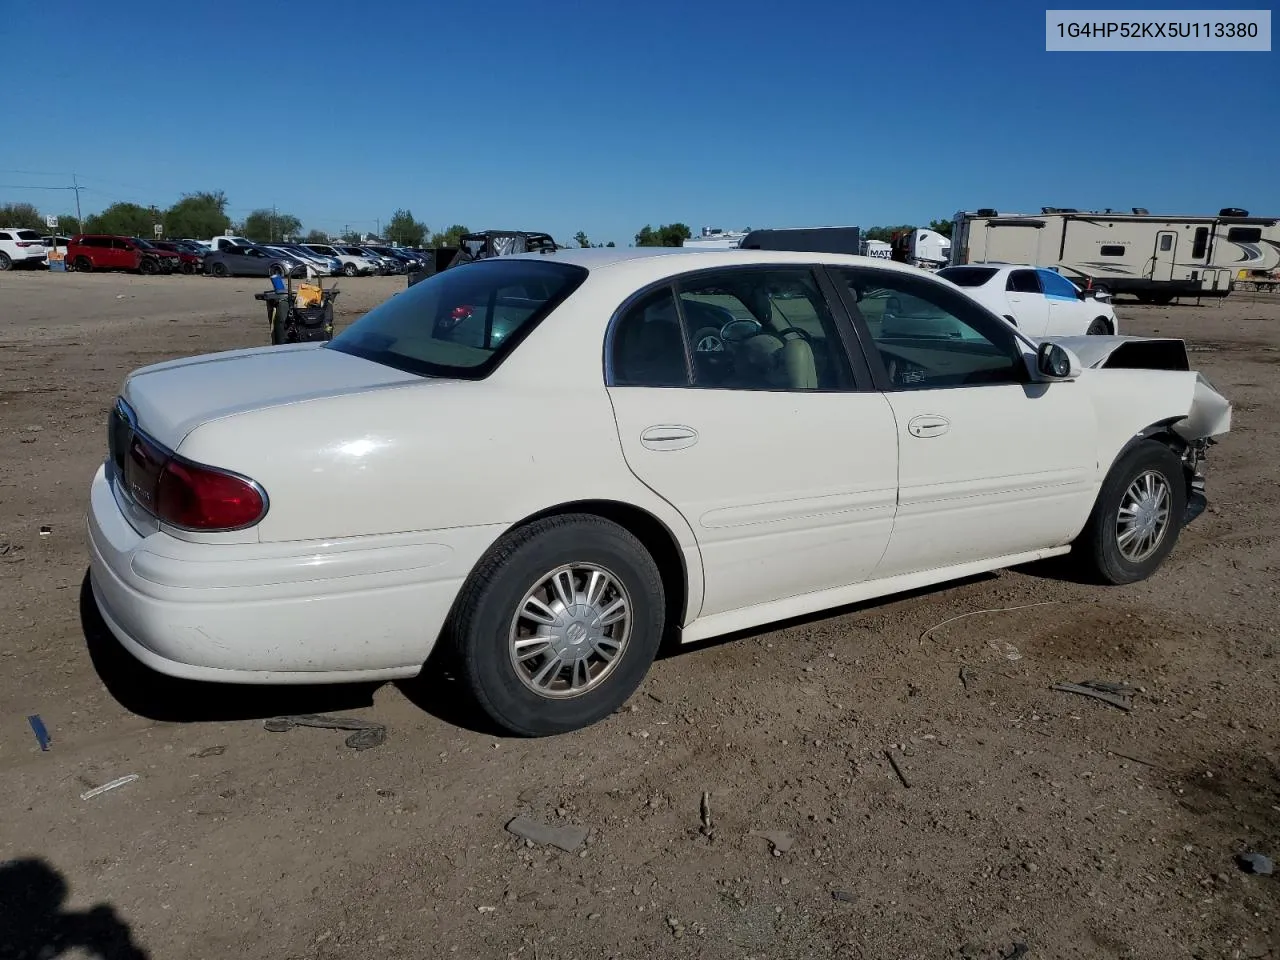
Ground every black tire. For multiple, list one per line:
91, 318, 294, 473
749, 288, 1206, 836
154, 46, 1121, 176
450, 514, 666, 736
181, 261, 195, 275
75, 256, 93, 273
342, 262, 358, 277
139, 258, 157, 276
1076, 440, 1187, 585
0, 252, 11, 271
211, 262, 229, 278
268, 263, 284, 277
1086, 317, 1111, 335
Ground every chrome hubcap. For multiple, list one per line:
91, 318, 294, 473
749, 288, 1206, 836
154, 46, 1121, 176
1116, 470, 1172, 563
508, 564, 631, 699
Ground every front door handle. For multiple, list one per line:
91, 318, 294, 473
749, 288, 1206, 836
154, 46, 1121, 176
907, 415, 950, 439
640, 425, 699, 451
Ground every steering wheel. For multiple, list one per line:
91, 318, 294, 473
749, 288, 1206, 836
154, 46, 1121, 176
692, 327, 726, 354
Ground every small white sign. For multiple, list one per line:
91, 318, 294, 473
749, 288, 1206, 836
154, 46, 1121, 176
46, 215, 58, 228
154, 224, 163, 236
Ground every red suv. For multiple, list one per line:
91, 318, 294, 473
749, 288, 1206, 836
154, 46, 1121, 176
67, 235, 179, 275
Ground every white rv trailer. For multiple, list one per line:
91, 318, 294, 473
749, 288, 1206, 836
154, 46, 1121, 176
683, 226, 749, 250
951, 207, 1280, 302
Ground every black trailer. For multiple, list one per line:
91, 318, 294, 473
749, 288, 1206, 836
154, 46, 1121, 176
407, 230, 559, 287
739, 226, 863, 255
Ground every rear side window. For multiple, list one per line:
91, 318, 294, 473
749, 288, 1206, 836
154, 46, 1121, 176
1006, 270, 1041, 293
0, 232, 10, 241
611, 287, 690, 387
15, 230, 41, 241
329, 259, 588, 379
936, 266, 997, 287
1227, 227, 1262, 243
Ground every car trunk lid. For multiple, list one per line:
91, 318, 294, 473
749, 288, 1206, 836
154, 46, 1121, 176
120, 343, 427, 450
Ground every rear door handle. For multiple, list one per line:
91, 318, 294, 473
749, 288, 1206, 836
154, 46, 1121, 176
640, 425, 699, 451
907, 415, 950, 439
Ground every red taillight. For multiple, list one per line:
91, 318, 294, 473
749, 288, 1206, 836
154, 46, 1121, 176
156, 460, 265, 530
121, 433, 265, 531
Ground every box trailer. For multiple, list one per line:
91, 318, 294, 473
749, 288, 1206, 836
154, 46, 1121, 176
951, 207, 1280, 302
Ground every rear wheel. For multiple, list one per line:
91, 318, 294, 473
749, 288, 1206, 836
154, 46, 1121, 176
75, 256, 92, 272
181, 261, 195, 275
139, 258, 157, 276
1076, 440, 1186, 585
342, 262, 358, 277
1086, 317, 1110, 335
450, 515, 666, 736
211, 262, 229, 278
0, 253, 11, 271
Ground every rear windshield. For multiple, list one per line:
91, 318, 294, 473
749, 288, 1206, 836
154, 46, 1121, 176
328, 259, 588, 379
937, 266, 998, 287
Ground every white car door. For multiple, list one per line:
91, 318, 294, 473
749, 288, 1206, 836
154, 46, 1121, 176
829, 265, 1098, 578
1003, 268, 1051, 337
1039, 268, 1094, 335
605, 266, 900, 621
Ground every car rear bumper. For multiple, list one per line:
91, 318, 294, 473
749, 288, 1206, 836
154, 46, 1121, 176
86, 463, 485, 684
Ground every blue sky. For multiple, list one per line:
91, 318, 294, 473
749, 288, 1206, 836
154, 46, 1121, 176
4, 0, 1276, 244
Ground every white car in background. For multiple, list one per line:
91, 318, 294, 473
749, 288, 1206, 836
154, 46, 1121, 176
303, 243, 378, 277
0, 227, 50, 270
265, 245, 334, 277
87, 248, 1229, 737
937, 263, 1118, 337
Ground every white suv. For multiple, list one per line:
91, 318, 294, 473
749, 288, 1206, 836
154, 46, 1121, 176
0, 228, 50, 270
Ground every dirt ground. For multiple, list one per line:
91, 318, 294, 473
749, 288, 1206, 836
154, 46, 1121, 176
1, 268, 1277, 960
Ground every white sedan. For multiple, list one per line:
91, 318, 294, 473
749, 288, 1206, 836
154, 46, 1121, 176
87, 249, 1230, 736
937, 263, 1119, 338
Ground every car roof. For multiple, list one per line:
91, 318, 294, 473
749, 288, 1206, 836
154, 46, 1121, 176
504, 245, 947, 281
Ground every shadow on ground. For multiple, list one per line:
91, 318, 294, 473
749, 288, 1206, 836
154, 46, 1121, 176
0, 857, 149, 960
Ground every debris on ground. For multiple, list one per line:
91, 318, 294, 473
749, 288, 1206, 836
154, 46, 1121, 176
831, 889, 855, 903
959, 666, 974, 690
505, 815, 589, 852
27, 714, 50, 751
1001, 944, 1030, 960
38, 525, 51, 538
988, 640, 1023, 661
192, 745, 226, 758
885, 749, 912, 788
919, 601, 1059, 645
1052, 681, 1135, 712
263, 713, 387, 750
700, 791, 713, 836
80, 774, 139, 800
757, 831, 794, 856
1235, 852, 1274, 875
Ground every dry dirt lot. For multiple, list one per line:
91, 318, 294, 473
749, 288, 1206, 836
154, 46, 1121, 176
0, 269, 1277, 960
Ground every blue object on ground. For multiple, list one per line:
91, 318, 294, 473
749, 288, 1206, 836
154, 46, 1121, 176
28, 714, 51, 751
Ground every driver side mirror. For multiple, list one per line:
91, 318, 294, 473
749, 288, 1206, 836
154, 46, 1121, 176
1036, 341, 1082, 381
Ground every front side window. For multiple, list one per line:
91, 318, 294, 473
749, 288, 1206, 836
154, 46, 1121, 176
833, 267, 1026, 391
329, 259, 587, 378
1037, 269, 1079, 300
675, 268, 852, 391
936, 266, 997, 288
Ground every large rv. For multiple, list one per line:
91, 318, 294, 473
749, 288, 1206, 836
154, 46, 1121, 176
951, 207, 1280, 302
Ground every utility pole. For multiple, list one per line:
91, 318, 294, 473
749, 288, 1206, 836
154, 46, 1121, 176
72, 173, 83, 230
272, 204, 277, 243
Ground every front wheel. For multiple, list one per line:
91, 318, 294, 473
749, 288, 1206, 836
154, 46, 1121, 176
211, 262, 229, 278
342, 262, 358, 277
450, 515, 666, 736
139, 258, 157, 275
181, 261, 195, 275
75, 256, 93, 272
1086, 317, 1111, 335
1076, 440, 1187, 585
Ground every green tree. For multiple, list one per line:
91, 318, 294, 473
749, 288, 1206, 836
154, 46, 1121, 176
386, 209, 427, 247
0, 202, 45, 230
304, 229, 331, 243
606, 240, 616, 247
84, 202, 154, 237
635, 223, 691, 247
242, 208, 302, 243
164, 191, 231, 240
863, 224, 914, 242
429, 224, 469, 248
928, 218, 954, 239
574, 230, 590, 248
339, 229, 361, 244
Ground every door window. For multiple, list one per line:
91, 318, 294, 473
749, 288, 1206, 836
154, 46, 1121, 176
675, 268, 852, 391
1006, 269, 1041, 294
1037, 269, 1079, 300
833, 267, 1027, 391
1159, 234, 1174, 251
610, 288, 690, 387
